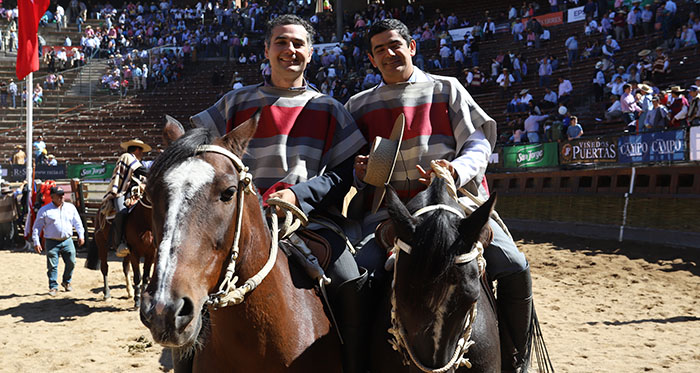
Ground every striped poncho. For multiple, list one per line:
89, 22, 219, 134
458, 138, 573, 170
191, 83, 366, 213
345, 70, 497, 225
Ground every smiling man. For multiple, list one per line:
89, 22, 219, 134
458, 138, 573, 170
190, 14, 368, 373
346, 19, 534, 373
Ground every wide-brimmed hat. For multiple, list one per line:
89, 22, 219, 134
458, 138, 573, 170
363, 114, 406, 213
520, 89, 529, 95
0, 186, 11, 194
14, 144, 22, 149
638, 84, 652, 94
595, 61, 604, 69
120, 139, 152, 152
669, 86, 685, 94
638, 49, 651, 57
47, 154, 55, 159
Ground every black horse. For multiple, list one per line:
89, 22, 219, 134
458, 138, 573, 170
369, 178, 501, 373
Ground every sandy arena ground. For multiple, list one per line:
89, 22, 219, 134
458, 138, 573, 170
0, 232, 698, 372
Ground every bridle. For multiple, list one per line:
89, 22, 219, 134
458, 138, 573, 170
387, 203, 486, 373
181, 144, 302, 309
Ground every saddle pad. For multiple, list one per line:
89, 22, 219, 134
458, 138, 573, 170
294, 229, 332, 271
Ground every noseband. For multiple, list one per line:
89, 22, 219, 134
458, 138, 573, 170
388, 203, 486, 373
183, 145, 276, 309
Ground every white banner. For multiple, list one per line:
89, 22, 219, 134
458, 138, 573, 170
448, 27, 474, 41
690, 126, 700, 161
567, 6, 586, 23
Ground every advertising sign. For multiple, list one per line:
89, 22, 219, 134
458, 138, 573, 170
522, 11, 564, 27
5, 164, 67, 182
690, 126, 700, 161
567, 6, 586, 23
560, 137, 618, 164
617, 130, 686, 163
503, 143, 559, 168
448, 27, 475, 41
67, 163, 116, 180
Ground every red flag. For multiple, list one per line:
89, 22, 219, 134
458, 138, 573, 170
16, 0, 50, 80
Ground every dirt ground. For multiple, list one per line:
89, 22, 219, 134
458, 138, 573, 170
0, 232, 698, 372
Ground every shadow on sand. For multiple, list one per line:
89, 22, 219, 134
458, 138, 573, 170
0, 297, 124, 323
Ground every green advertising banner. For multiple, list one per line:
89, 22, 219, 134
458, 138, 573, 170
67, 163, 115, 180
503, 143, 559, 168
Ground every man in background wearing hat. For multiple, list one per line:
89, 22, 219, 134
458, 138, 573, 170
11, 145, 25, 165
190, 15, 367, 373
104, 139, 151, 257
668, 86, 689, 127
687, 85, 700, 126
32, 187, 85, 296
346, 18, 534, 373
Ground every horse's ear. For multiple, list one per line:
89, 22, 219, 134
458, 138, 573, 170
385, 184, 417, 241
458, 193, 497, 245
163, 115, 185, 146
222, 110, 259, 156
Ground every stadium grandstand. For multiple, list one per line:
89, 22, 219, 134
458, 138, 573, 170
1, 0, 699, 245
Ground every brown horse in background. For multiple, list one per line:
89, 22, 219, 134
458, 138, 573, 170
86, 199, 156, 308
139, 119, 341, 372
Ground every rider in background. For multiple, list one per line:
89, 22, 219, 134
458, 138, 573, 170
346, 19, 534, 373
190, 15, 368, 373
104, 139, 151, 258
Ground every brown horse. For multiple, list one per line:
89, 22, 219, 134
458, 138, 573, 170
139, 119, 341, 372
369, 178, 501, 373
86, 199, 156, 308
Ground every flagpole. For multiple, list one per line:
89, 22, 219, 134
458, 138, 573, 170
26, 72, 33, 215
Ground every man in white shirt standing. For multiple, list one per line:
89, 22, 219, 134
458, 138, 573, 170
33, 187, 85, 296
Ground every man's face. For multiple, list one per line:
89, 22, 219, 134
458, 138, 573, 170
51, 193, 63, 205
368, 30, 416, 84
264, 24, 312, 85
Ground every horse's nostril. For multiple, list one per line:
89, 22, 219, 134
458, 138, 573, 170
174, 297, 195, 331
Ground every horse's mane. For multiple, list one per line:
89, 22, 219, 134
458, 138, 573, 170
147, 127, 216, 194
404, 178, 463, 284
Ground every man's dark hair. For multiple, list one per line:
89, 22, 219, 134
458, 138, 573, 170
264, 14, 315, 47
367, 19, 412, 53
623, 83, 631, 91
571, 116, 578, 122
127, 145, 141, 153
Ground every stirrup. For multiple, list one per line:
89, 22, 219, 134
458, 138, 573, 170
115, 243, 130, 258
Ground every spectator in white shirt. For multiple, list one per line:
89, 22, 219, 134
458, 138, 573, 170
605, 94, 623, 121
558, 77, 573, 106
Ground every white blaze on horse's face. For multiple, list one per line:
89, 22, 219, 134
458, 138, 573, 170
154, 158, 216, 303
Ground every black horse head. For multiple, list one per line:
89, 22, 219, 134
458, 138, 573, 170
385, 177, 496, 368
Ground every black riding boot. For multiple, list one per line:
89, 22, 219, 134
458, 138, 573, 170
331, 268, 369, 373
497, 267, 533, 373
109, 211, 129, 256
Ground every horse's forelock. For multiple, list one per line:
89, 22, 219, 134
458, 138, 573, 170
148, 127, 217, 195
403, 178, 463, 285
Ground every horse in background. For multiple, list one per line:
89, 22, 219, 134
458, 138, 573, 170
369, 178, 501, 372
86, 200, 156, 308
139, 119, 341, 372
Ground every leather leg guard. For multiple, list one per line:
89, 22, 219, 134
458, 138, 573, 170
331, 268, 370, 373
497, 267, 533, 373
109, 211, 127, 251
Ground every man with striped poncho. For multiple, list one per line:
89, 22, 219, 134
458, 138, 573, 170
191, 15, 369, 373
347, 19, 534, 373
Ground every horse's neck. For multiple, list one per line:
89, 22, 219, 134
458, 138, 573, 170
207, 198, 331, 367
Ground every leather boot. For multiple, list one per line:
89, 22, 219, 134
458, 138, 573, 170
109, 211, 129, 257
497, 268, 533, 373
331, 268, 369, 373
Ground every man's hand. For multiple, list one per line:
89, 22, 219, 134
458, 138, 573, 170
268, 189, 299, 217
354, 155, 368, 181
78, 238, 85, 247
416, 159, 457, 186
34, 244, 43, 254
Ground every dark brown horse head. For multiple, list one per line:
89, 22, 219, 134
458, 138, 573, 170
140, 118, 259, 349
385, 178, 495, 368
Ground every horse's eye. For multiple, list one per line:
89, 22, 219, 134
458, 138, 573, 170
220, 186, 237, 202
